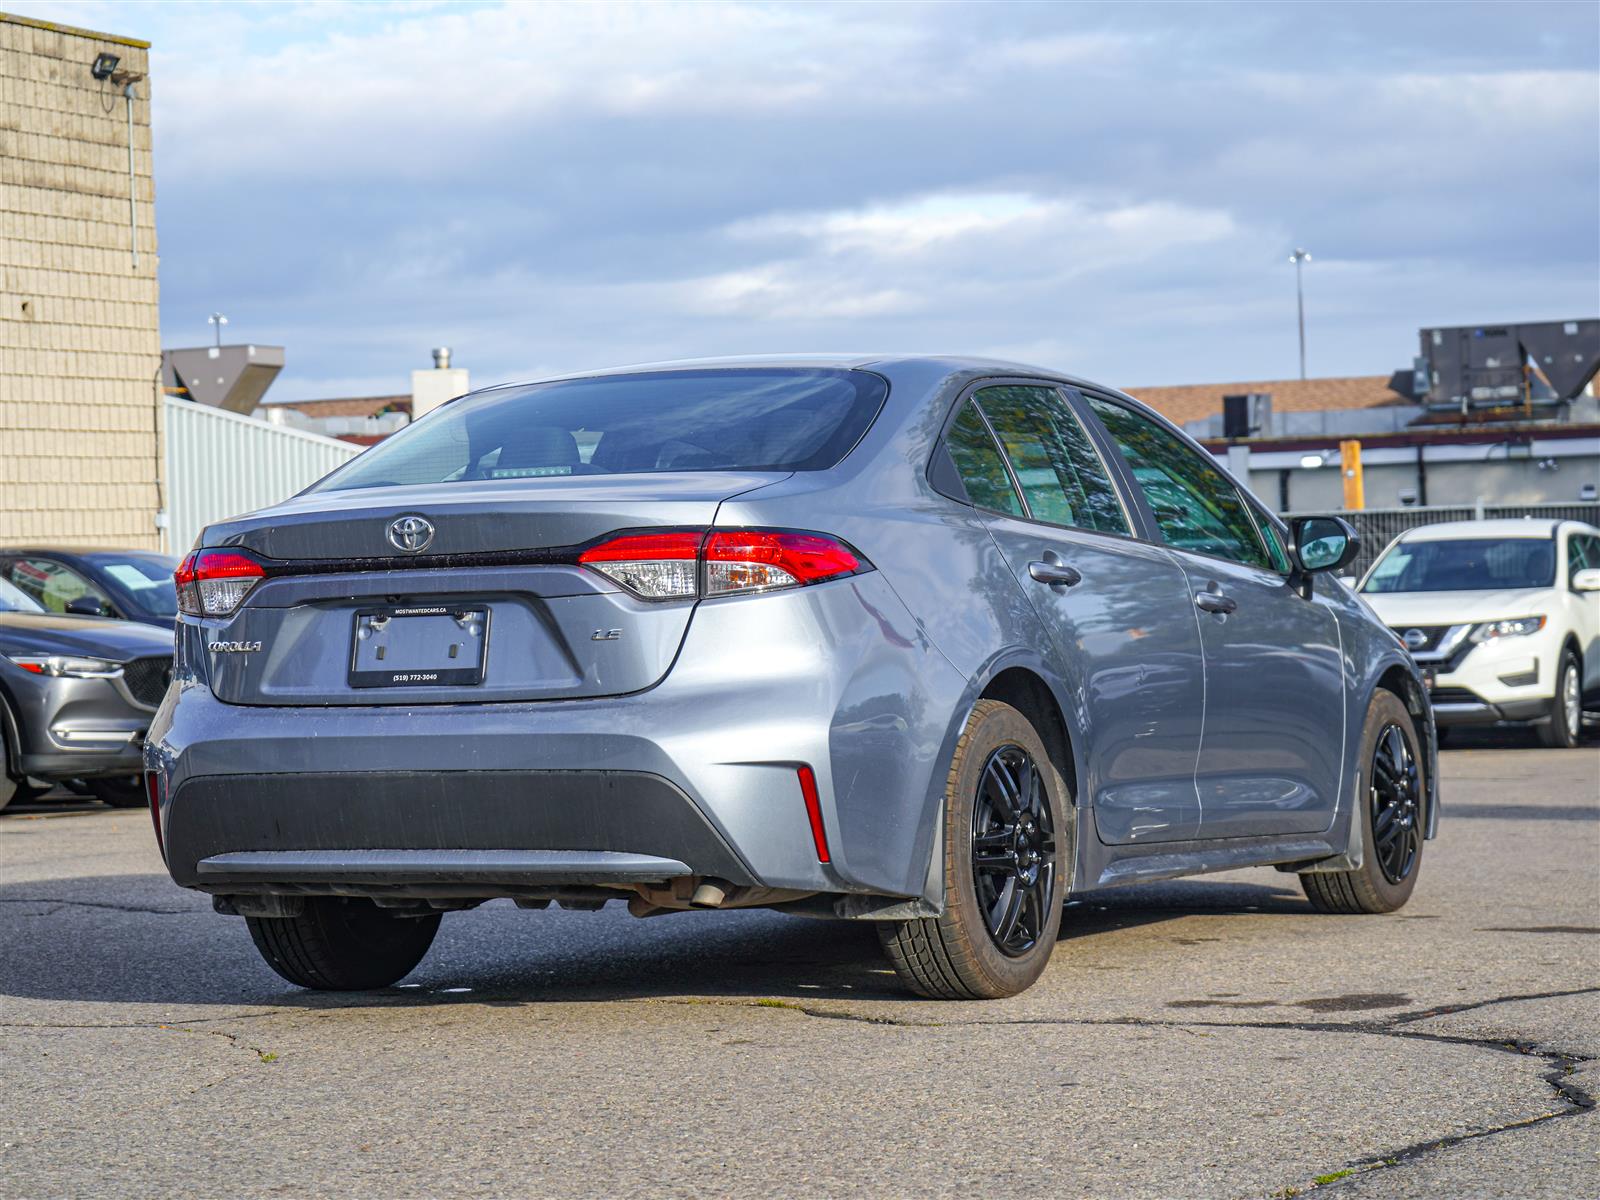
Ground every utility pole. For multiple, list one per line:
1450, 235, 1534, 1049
1288, 248, 1311, 380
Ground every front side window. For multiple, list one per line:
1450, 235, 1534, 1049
1566, 531, 1600, 583
1363, 537, 1556, 594
974, 386, 1129, 535
313, 368, 887, 494
944, 402, 1023, 516
1083, 395, 1271, 568
8, 558, 110, 615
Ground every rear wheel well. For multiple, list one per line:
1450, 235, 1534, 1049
978, 668, 1078, 802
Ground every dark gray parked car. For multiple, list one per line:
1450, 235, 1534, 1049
0, 547, 181, 630
1, 577, 175, 810
146, 356, 1437, 998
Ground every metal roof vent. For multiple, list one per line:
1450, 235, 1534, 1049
432, 347, 452, 370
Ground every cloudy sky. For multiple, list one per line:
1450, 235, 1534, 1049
17, 0, 1600, 401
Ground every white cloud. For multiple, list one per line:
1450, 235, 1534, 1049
9, 0, 1594, 398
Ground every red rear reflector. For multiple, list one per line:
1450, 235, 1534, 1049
144, 770, 164, 857
797, 765, 829, 863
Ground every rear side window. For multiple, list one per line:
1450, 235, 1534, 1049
1084, 394, 1272, 569
313, 368, 887, 493
974, 386, 1129, 535
944, 402, 1024, 516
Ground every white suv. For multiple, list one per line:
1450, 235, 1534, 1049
1360, 519, 1600, 747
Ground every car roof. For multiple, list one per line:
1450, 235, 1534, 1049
473, 353, 1132, 401
1398, 519, 1567, 542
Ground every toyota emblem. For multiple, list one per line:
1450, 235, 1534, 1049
1402, 628, 1428, 651
387, 515, 435, 554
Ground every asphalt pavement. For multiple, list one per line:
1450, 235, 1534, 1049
1, 730, 1596, 1199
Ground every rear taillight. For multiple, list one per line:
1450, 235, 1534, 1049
576, 531, 702, 600
175, 548, 266, 617
577, 529, 867, 601
704, 531, 862, 596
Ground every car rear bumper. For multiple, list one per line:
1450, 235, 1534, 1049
147, 574, 969, 902
164, 769, 754, 891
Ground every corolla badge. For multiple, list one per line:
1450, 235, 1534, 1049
1402, 628, 1428, 651
209, 640, 263, 653
387, 515, 435, 553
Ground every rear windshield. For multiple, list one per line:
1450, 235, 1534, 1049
311, 368, 887, 494
1362, 537, 1556, 593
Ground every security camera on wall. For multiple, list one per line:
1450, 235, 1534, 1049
1397, 489, 1418, 507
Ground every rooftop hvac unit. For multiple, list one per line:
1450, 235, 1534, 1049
1418, 320, 1599, 413
162, 344, 285, 414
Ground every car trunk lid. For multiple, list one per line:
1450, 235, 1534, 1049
195, 472, 786, 706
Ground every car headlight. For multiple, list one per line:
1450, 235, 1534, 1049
3, 654, 123, 679
1468, 616, 1546, 643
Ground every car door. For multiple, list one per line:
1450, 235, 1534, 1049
1568, 531, 1600, 694
942, 383, 1206, 844
1078, 392, 1346, 839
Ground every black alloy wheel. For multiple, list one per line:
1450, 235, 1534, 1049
1369, 722, 1421, 885
970, 744, 1057, 957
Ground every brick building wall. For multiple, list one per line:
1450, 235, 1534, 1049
0, 13, 160, 548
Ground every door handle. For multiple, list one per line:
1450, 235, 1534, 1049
1194, 589, 1238, 615
1028, 561, 1082, 587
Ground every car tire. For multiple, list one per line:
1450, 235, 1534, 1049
1301, 689, 1425, 914
89, 776, 148, 808
878, 699, 1068, 999
1537, 649, 1582, 749
246, 898, 441, 991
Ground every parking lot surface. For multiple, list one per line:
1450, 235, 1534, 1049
2, 734, 1596, 1199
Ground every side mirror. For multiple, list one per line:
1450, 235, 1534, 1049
64, 594, 110, 617
1290, 516, 1361, 575
1573, 568, 1600, 593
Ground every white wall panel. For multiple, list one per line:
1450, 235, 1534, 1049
163, 399, 361, 552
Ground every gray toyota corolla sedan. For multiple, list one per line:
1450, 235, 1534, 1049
146, 356, 1437, 999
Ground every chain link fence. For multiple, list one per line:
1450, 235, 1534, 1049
1288, 502, 1600, 580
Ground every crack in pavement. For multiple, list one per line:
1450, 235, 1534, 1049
4, 984, 1593, 1190
0, 1009, 300, 1032
654, 987, 1600, 1196
0, 896, 196, 915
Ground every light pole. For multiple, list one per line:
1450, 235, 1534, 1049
208, 312, 228, 349
1288, 248, 1311, 380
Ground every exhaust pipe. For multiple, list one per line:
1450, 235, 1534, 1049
690, 879, 731, 909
